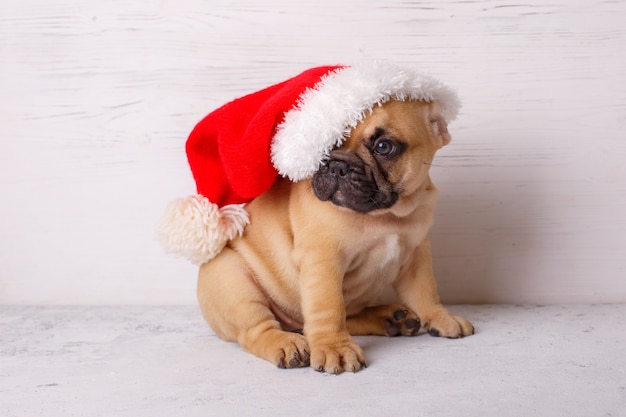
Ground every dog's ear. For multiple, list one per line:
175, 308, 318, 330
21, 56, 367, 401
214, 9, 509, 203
428, 103, 452, 147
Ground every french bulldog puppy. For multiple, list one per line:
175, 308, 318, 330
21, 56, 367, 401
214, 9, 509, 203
197, 99, 474, 374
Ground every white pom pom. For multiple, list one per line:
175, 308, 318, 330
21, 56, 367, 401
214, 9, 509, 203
158, 195, 250, 265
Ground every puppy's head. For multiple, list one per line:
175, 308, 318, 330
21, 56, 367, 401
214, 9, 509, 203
311, 100, 452, 214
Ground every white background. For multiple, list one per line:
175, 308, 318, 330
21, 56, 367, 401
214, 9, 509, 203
1, 0, 624, 305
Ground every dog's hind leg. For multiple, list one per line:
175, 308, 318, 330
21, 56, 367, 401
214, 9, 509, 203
197, 247, 310, 369
346, 305, 421, 337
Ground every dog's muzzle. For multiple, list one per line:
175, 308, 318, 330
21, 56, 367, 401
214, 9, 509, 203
311, 153, 398, 213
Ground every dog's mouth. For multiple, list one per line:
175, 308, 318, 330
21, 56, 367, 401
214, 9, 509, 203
311, 152, 398, 213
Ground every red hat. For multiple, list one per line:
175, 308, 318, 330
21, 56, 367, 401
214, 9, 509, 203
159, 61, 461, 264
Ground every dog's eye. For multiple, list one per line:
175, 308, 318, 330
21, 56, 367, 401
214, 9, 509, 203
373, 138, 397, 156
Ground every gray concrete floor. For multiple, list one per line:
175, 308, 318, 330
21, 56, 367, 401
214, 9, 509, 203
1, 304, 625, 416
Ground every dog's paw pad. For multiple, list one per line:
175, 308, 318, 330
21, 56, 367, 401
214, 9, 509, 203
428, 327, 441, 337
385, 308, 421, 337
393, 309, 408, 321
384, 318, 402, 337
405, 318, 419, 330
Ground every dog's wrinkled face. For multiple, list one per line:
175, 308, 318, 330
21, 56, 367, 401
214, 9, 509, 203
311, 129, 401, 213
311, 99, 451, 213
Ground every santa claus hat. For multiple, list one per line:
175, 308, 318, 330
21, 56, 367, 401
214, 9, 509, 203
158, 61, 461, 265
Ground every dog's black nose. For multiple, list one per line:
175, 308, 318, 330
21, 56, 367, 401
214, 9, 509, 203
328, 160, 349, 177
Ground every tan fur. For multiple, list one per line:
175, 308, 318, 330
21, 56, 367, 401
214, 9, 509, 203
197, 100, 474, 374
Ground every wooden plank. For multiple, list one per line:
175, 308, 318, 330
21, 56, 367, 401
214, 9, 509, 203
0, 0, 625, 304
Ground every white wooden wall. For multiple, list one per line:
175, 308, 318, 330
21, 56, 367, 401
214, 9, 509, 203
1, 0, 625, 305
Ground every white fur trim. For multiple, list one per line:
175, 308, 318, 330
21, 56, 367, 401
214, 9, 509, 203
270, 61, 461, 181
158, 195, 249, 265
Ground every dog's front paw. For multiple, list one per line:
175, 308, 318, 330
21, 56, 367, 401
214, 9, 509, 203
259, 331, 310, 369
308, 333, 367, 374
423, 308, 474, 338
